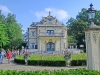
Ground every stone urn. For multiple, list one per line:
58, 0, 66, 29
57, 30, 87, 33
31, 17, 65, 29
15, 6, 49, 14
65, 59, 71, 67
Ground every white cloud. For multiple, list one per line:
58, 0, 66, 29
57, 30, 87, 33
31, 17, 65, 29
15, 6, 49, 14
0, 4, 11, 14
35, 8, 69, 20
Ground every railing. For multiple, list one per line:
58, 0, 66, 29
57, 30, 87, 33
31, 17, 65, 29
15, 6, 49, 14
38, 32, 64, 37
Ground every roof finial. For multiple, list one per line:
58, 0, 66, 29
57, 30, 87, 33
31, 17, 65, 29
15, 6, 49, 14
90, 3, 93, 8
48, 11, 51, 16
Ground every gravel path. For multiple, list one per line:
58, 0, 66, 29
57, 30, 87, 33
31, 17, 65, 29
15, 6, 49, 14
0, 58, 86, 71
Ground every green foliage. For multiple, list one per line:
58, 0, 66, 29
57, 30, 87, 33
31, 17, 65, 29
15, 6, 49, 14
71, 60, 86, 66
0, 22, 9, 48
14, 53, 86, 66
0, 11, 23, 49
0, 69, 100, 75
68, 36, 77, 47
64, 51, 71, 60
6, 13, 23, 49
94, 10, 100, 25
71, 53, 86, 60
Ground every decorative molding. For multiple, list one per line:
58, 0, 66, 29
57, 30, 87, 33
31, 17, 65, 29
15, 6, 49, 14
86, 33, 90, 43
49, 39, 52, 42
93, 32, 99, 43
52, 19, 57, 24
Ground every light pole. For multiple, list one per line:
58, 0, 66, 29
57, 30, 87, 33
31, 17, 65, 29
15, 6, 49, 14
85, 3, 100, 70
25, 39, 27, 52
87, 3, 96, 25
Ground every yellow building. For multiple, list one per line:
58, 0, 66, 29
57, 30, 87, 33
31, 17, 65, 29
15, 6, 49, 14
28, 12, 68, 51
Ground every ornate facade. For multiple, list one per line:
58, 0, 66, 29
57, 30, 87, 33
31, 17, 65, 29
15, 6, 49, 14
28, 12, 68, 51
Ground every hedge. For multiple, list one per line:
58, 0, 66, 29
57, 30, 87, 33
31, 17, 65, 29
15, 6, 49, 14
14, 59, 86, 66
0, 69, 100, 75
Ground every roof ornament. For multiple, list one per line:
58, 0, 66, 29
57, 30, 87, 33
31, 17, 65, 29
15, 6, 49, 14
48, 11, 51, 16
90, 3, 93, 8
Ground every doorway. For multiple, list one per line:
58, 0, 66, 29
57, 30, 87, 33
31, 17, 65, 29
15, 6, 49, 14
47, 42, 55, 51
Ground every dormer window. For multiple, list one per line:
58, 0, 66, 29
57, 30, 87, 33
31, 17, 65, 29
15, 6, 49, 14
48, 19, 52, 24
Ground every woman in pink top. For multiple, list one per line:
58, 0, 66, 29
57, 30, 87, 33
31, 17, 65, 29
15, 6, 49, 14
6, 49, 12, 64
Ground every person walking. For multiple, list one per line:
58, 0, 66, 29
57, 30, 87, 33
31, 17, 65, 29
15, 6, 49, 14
0, 49, 6, 64
6, 49, 12, 64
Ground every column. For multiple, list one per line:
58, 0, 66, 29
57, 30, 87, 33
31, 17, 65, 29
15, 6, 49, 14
85, 26, 100, 70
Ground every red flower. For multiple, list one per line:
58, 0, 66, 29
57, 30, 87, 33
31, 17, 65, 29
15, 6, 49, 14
24, 52, 29, 55
64, 50, 71, 60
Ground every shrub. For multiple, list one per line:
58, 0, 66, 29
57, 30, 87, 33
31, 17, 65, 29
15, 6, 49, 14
71, 60, 86, 66
0, 69, 100, 75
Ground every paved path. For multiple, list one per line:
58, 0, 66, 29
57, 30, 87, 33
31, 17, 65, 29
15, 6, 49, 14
0, 58, 86, 71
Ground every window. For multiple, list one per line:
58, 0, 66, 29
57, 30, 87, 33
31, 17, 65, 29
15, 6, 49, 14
32, 31, 34, 36
47, 30, 54, 35
35, 45, 38, 49
48, 20, 52, 24
31, 43, 35, 49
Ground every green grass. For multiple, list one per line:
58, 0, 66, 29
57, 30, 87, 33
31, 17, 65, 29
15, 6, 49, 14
71, 53, 86, 60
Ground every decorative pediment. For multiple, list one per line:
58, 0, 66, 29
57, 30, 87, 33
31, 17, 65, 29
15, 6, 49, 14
40, 16, 59, 25
30, 11, 64, 27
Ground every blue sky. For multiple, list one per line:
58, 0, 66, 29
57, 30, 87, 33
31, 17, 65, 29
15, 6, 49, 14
0, 0, 100, 32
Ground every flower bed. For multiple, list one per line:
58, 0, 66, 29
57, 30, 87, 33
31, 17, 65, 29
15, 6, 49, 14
0, 69, 100, 75
14, 53, 86, 66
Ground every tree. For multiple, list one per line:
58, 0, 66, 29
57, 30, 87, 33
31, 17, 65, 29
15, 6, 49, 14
68, 35, 77, 48
5, 13, 23, 49
0, 22, 9, 48
0, 10, 6, 24
67, 8, 100, 49
0, 11, 23, 50
94, 10, 100, 25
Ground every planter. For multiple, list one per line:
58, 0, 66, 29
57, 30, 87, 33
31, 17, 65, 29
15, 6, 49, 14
65, 59, 71, 67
